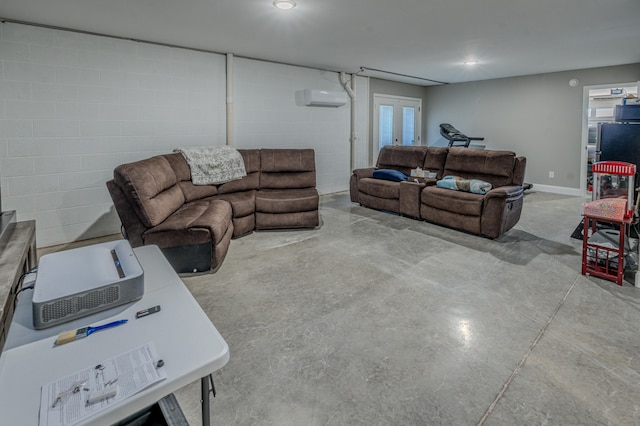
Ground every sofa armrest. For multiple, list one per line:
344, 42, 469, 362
353, 167, 376, 180
399, 180, 426, 218
350, 168, 375, 203
484, 185, 524, 200
513, 157, 527, 186
424, 177, 438, 186
481, 186, 525, 238
106, 179, 147, 247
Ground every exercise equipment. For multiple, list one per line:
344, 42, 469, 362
439, 123, 485, 148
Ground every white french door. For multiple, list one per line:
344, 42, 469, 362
373, 94, 422, 157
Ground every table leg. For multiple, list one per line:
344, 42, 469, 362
201, 375, 216, 425
618, 222, 626, 285
201, 376, 210, 426
582, 217, 589, 276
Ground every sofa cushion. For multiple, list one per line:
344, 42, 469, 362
373, 169, 408, 182
177, 181, 219, 202
421, 204, 482, 235
163, 153, 192, 182
238, 149, 261, 173
261, 171, 316, 190
114, 156, 185, 228
423, 147, 449, 179
217, 172, 259, 194
357, 177, 400, 200
358, 193, 399, 213
256, 210, 318, 230
376, 146, 428, 175
260, 149, 316, 189
513, 157, 527, 186
146, 199, 232, 245
422, 187, 484, 216
443, 147, 516, 187
213, 190, 256, 218
218, 149, 261, 194
261, 149, 315, 172
162, 152, 219, 202
256, 189, 319, 213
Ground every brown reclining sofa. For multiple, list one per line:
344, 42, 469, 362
350, 145, 526, 238
107, 148, 319, 273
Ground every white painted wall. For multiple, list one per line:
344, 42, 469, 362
233, 58, 352, 195
0, 22, 362, 247
0, 22, 226, 247
423, 64, 640, 193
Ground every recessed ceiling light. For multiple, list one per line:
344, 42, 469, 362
273, 0, 296, 9
464, 61, 478, 66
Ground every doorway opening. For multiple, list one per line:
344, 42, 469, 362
581, 82, 639, 195
372, 94, 422, 163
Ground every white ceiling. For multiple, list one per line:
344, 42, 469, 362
1, 0, 639, 85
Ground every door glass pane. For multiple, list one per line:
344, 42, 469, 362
402, 107, 415, 146
379, 105, 394, 149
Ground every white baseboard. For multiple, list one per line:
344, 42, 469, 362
528, 183, 583, 197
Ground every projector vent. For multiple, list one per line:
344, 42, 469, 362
41, 285, 120, 323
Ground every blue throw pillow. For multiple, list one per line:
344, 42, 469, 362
373, 169, 409, 182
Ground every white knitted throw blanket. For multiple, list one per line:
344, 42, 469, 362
174, 146, 247, 185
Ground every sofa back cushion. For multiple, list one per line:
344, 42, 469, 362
423, 147, 449, 179
163, 152, 191, 182
260, 149, 316, 189
165, 150, 263, 199
114, 155, 185, 228
162, 153, 219, 202
218, 149, 261, 194
376, 146, 428, 175
513, 157, 527, 186
442, 147, 518, 188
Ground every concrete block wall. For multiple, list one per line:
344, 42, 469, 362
0, 22, 226, 247
0, 22, 362, 247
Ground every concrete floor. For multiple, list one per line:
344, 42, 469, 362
168, 191, 640, 425
39, 191, 640, 425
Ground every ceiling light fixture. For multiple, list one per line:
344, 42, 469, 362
464, 61, 478, 66
273, 0, 296, 10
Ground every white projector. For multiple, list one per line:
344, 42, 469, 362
32, 240, 144, 329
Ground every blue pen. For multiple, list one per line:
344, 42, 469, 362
55, 319, 128, 346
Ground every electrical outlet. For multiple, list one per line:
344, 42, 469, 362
549, 171, 555, 178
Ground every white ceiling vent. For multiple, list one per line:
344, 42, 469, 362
303, 89, 348, 107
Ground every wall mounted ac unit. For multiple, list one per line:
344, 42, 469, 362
303, 89, 348, 107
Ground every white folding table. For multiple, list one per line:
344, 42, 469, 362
0, 244, 229, 425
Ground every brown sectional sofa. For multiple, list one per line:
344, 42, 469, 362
107, 148, 319, 273
350, 146, 526, 238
